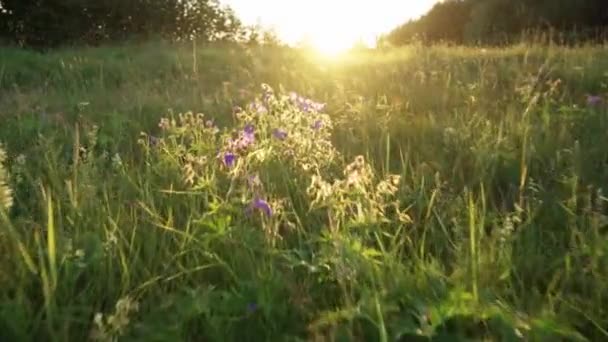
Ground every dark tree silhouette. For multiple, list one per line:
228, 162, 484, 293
384, 0, 608, 46
0, 0, 241, 48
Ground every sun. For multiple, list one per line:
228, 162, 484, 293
280, 1, 382, 57
302, 27, 376, 58
310, 35, 355, 57
227, 0, 436, 56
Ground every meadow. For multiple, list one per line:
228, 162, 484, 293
0, 41, 608, 341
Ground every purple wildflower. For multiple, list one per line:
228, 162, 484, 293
289, 93, 302, 107
299, 98, 312, 113
242, 124, 255, 145
233, 136, 254, 150
292, 95, 325, 113
272, 128, 288, 141
230, 124, 256, 150
257, 104, 268, 114
311, 120, 323, 131
311, 102, 326, 112
246, 302, 258, 313
248, 197, 273, 217
248, 102, 268, 115
148, 135, 161, 147
222, 152, 237, 168
233, 139, 249, 150
587, 95, 603, 107
244, 124, 255, 135
305, 103, 315, 113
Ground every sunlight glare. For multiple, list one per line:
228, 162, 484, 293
225, 0, 437, 53
311, 36, 352, 56
306, 32, 370, 57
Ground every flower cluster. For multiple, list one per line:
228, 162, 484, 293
147, 85, 338, 232
289, 92, 326, 113
230, 86, 337, 201
220, 124, 256, 169
248, 101, 268, 115
143, 85, 412, 238
587, 94, 604, 107
222, 86, 336, 174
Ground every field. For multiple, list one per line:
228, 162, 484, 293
1, 41, 608, 341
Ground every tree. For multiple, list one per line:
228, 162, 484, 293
0, 0, 241, 48
383, 0, 608, 46
384, 0, 473, 45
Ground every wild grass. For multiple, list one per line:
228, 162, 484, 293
0, 40, 608, 341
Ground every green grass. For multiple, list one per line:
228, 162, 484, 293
1, 40, 608, 341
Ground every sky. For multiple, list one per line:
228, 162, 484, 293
222, 0, 437, 52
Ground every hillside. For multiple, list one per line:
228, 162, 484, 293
0, 42, 608, 340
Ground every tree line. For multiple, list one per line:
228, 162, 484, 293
384, 0, 608, 46
0, 0, 246, 48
